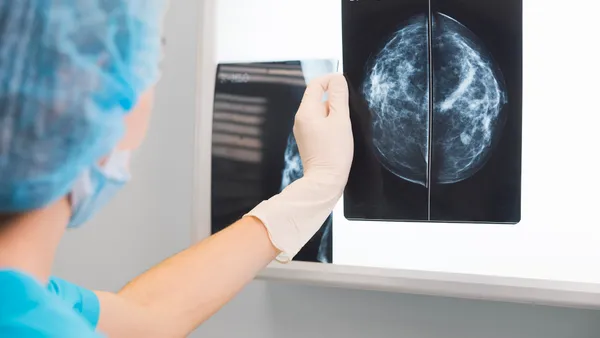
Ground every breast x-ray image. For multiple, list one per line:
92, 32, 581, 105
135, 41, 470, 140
211, 60, 338, 263
342, 0, 522, 223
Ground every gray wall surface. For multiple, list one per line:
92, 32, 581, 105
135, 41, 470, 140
53, 1, 600, 337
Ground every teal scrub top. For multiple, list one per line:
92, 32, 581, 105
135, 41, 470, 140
0, 270, 102, 337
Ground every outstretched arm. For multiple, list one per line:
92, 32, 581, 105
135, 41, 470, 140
95, 216, 277, 338
93, 74, 353, 338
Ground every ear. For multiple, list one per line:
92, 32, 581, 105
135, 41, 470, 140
118, 88, 156, 151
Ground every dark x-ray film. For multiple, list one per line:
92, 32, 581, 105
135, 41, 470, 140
342, 0, 522, 224
211, 60, 338, 263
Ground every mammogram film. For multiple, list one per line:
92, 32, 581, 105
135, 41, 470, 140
211, 60, 338, 263
343, 0, 522, 223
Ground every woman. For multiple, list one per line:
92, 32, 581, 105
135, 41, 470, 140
0, 1, 353, 337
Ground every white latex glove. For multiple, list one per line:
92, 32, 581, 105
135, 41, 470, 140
246, 74, 354, 263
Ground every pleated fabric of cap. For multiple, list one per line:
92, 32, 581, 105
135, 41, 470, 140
0, 0, 167, 212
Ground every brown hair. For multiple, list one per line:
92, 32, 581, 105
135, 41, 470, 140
0, 213, 18, 229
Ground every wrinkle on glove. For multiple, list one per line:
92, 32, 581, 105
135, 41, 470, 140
0, 0, 167, 212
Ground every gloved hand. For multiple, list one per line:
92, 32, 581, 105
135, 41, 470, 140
246, 74, 354, 263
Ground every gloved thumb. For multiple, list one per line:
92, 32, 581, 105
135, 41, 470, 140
297, 74, 347, 119
325, 74, 350, 121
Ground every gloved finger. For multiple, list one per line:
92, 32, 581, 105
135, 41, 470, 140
298, 74, 338, 118
325, 74, 350, 120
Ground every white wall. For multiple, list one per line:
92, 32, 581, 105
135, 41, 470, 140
53, 1, 600, 337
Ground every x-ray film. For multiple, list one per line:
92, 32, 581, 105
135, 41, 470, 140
342, 0, 522, 223
211, 60, 338, 263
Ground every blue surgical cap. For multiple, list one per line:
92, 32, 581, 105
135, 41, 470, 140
0, 1, 167, 212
